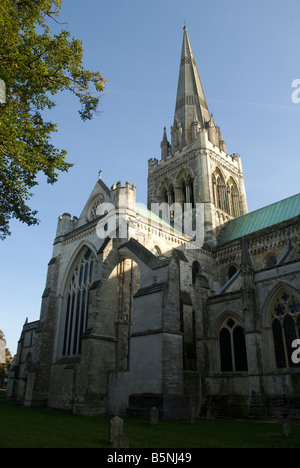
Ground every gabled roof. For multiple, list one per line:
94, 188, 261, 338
119, 238, 170, 270
218, 193, 300, 245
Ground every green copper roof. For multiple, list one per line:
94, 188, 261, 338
218, 193, 300, 245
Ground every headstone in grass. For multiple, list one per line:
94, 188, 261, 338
112, 434, 130, 448
190, 403, 196, 424
150, 407, 159, 425
109, 416, 124, 443
283, 422, 291, 438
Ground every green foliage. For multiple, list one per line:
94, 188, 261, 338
0, 0, 105, 239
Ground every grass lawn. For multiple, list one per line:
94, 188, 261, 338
1, 389, 300, 448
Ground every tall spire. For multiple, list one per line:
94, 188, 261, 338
174, 26, 210, 148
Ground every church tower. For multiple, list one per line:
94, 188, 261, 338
148, 27, 248, 245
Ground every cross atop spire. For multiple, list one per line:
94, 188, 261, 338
173, 27, 210, 148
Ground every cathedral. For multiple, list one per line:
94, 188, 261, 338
7, 28, 300, 420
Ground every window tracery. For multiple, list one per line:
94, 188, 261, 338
88, 194, 104, 221
62, 248, 95, 356
219, 317, 248, 373
271, 290, 300, 368
212, 170, 241, 218
227, 177, 241, 218
177, 171, 195, 209
212, 169, 227, 213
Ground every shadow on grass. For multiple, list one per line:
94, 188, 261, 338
0, 391, 300, 448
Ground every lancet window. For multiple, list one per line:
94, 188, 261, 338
227, 178, 241, 218
192, 261, 201, 285
62, 248, 95, 356
161, 183, 175, 206
158, 172, 195, 221
186, 177, 195, 208
178, 174, 195, 209
219, 317, 248, 373
212, 170, 227, 213
212, 170, 241, 218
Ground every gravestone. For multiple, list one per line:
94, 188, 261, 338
109, 416, 124, 443
190, 403, 196, 424
283, 422, 291, 438
150, 407, 159, 425
112, 434, 130, 448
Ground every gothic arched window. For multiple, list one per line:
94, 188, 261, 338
219, 318, 248, 373
159, 180, 175, 207
271, 291, 300, 369
62, 248, 95, 356
162, 188, 168, 204
227, 178, 241, 218
192, 261, 201, 285
186, 177, 195, 208
213, 169, 228, 213
181, 180, 187, 204
169, 185, 175, 206
88, 194, 104, 221
228, 265, 238, 280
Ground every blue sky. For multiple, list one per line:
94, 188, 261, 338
1, 0, 300, 355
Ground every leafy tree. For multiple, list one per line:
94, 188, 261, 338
0, 0, 105, 239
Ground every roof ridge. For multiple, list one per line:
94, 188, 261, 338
238, 192, 300, 219
218, 192, 300, 245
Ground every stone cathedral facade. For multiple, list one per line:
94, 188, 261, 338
7, 28, 300, 420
